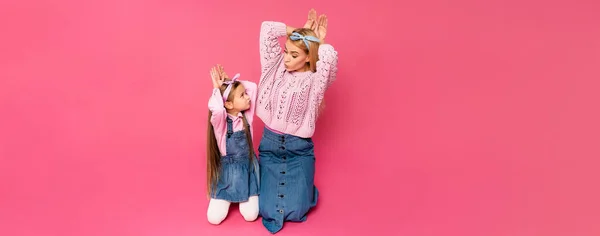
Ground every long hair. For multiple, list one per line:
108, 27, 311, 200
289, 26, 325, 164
206, 110, 221, 197
206, 81, 255, 197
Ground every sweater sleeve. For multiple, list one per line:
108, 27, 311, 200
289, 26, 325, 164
259, 21, 287, 74
208, 88, 227, 156
311, 44, 339, 103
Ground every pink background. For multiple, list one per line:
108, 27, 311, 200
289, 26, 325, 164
1, 0, 599, 235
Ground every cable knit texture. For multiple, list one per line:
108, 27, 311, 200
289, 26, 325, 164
256, 21, 338, 138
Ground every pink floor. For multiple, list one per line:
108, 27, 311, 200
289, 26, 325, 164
2, 0, 600, 235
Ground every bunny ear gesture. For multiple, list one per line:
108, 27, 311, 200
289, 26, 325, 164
303, 9, 317, 29
210, 65, 225, 89
301, 9, 328, 42
217, 64, 229, 80
315, 14, 327, 42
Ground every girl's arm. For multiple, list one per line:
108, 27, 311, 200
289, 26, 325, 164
208, 67, 227, 154
239, 80, 257, 139
208, 88, 227, 134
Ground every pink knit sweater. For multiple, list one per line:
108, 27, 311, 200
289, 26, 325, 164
256, 21, 339, 138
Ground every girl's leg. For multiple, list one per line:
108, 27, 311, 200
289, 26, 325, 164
207, 198, 231, 225
239, 195, 259, 221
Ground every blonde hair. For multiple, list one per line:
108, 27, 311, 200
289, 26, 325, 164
288, 28, 320, 72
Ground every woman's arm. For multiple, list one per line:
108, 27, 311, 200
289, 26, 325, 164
259, 21, 287, 72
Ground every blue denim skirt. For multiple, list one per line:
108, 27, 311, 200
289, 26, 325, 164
211, 153, 260, 203
258, 127, 319, 234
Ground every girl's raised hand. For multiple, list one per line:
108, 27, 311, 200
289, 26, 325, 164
210, 66, 224, 89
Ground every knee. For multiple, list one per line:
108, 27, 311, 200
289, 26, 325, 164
241, 207, 259, 222
207, 210, 227, 225
240, 197, 259, 222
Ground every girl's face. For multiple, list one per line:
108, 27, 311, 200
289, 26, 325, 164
226, 84, 250, 112
284, 40, 309, 72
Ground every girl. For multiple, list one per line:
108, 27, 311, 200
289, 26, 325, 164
256, 9, 338, 233
206, 65, 260, 225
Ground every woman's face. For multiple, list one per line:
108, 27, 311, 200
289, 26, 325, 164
284, 39, 309, 72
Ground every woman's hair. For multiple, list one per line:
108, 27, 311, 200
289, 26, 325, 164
206, 81, 255, 197
288, 28, 320, 73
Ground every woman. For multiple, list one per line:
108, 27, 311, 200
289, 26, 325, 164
255, 9, 338, 234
